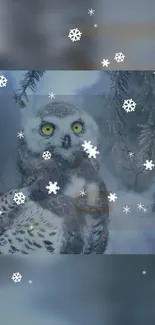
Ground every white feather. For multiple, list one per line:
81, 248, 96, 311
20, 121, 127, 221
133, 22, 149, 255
0, 200, 64, 255
65, 176, 86, 198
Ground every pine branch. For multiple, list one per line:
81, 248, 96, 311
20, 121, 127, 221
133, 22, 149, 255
13, 70, 45, 108
137, 122, 155, 162
108, 71, 131, 151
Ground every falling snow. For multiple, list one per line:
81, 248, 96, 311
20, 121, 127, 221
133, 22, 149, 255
17, 131, 24, 139
88, 8, 95, 16
101, 59, 110, 67
48, 92, 55, 100
143, 160, 155, 171
80, 189, 86, 196
108, 193, 118, 202
123, 205, 131, 214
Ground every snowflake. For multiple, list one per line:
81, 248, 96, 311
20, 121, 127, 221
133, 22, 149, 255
137, 203, 144, 210
29, 225, 34, 231
108, 193, 118, 202
114, 52, 125, 63
80, 189, 86, 196
88, 8, 95, 16
81, 140, 93, 153
94, 24, 98, 28
13, 192, 26, 205
122, 99, 136, 113
143, 160, 155, 171
137, 203, 147, 212
128, 151, 134, 158
28, 280, 32, 284
0, 75, 8, 87
68, 28, 82, 42
46, 181, 60, 194
101, 59, 110, 67
142, 270, 147, 275
123, 205, 131, 214
87, 146, 100, 159
17, 131, 24, 139
48, 92, 55, 99
42, 151, 52, 160
0, 210, 3, 216
12, 272, 22, 283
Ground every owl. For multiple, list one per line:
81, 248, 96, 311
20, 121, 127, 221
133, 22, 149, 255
0, 101, 109, 254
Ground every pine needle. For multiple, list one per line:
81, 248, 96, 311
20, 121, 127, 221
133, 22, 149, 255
13, 70, 45, 108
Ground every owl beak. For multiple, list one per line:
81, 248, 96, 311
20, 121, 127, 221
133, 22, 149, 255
61, 134, 71, 149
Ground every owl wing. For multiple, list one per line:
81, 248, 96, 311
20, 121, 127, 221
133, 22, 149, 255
0, 187, 30, 235
0, 194, 69, 255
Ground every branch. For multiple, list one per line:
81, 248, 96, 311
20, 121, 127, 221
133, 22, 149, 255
122, 165, 132, 171
13, 70, 45, 108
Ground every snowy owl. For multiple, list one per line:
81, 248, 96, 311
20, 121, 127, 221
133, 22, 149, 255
0, 101, 109, 254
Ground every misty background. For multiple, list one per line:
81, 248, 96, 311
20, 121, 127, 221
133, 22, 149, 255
1, 254, 155, 325
0, 0, 155, 69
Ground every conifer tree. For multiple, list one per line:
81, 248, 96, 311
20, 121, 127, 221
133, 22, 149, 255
14, 70, 45, 108
107, 71, 132, 154
136, 71, 155, 164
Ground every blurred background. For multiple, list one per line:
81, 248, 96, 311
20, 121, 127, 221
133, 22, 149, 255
0, 0, 155, 69
0, 254, 155, 325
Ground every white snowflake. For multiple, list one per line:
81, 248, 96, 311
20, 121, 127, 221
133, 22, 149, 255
48, 92, 55, 100
81, 140, 93, 153
101, 59, 110, 67
42, 151, 51, 160
137, 203, 147, 212
87, 146, 100, 159
143, 159, 155, 171
0, 75, 8, 87
128, 151, 134, 158
80, 189, 86, 196
12, 272, 22, 283
108, 193, 118, 202
29, 224, 34, 231
137, 203, 144, 210
17, 131, 24, 139
13, 192, 26, 205
68, 28, 82, 42
0, 210, 3, 216
114, 52, 125, 63
88, 8, 95, 16
123, 205, 131, 214
142, 270, 147, 275
28, 280, 33, 284
46, 181, 60, 194
94, 24, 98, 28
122, 99, 136, 113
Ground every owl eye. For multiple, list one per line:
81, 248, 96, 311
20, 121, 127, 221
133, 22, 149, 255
41, 123, 55, 136
71, 121, 83, 134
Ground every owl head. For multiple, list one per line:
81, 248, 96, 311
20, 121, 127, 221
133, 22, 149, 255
23, 101, 99, 162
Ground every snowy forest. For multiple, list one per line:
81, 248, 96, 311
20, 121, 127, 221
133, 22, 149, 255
0, 70, 155, 254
